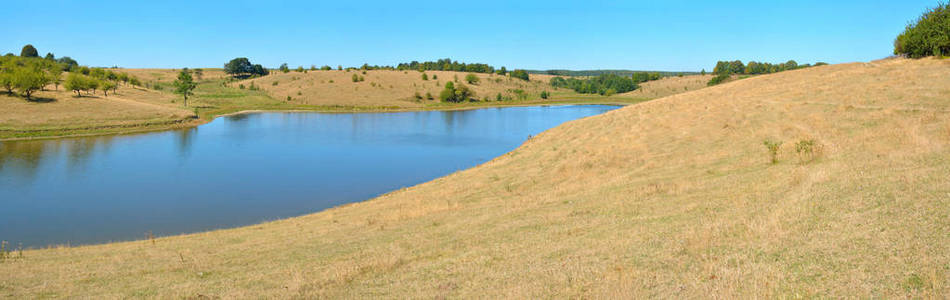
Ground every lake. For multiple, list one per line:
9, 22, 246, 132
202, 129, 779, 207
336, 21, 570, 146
0, 105, 619, 248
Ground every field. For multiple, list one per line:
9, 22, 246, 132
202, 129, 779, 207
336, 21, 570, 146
1, 58, 948, 298
0, 69, 692, 140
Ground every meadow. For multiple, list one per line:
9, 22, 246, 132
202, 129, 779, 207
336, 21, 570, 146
2, 57, 947, 298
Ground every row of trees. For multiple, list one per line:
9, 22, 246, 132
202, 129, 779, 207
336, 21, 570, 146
0, 55, 62, 99
894, 3, 950, 58
396, 58, 496, 74
708, 59, 827, 86
548, 72, 663, 96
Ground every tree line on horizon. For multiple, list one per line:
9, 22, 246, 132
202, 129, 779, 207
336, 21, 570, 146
706, 59, 827, 86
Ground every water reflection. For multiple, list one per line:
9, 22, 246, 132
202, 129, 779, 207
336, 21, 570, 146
0, 105, 619, 248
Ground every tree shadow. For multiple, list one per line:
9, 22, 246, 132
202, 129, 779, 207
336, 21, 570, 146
26, 97, 56, 103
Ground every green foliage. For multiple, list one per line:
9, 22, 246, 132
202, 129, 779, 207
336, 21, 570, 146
701, 69, 706, 75
707, 73, 730, 86
321, 65, 332, 71
421, 73, 428, 80
540, 90, 549, 99
438, 81, 475, 102
279, 63, 290, 73
510, 69, 530, 81
20, 44, 39, 58
295, 66, 305, 73
894, 3, 950, 58
432, 74, 437, 80
396, 58, 495, 74
173, 69, 198, 106
795, 139, 823, 164
763, 139, 783, 164
64, 73, 98, 96
550, 74, 639, 95
496, 66, 507, 75
465, 73, 479, 84
224, 57, 269, 77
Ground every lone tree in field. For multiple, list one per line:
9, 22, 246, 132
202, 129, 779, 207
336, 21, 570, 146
895, 3, 950, 58
20, 44, 39, 57
224, 57, 269, 78
465, 73, 479, 84
173, 69, 197, 107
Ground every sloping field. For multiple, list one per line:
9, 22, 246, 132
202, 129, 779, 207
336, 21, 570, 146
619, 74, 714, 99
2, 58, 949, 298
244, 70, 570, 107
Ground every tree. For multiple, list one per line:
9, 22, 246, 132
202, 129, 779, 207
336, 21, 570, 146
225, 57, 267, 77
279, 63, 290, 73
100, 80, 117, 96
64, 73, 94, 96
56, 56, 78, 71
439, 81, 456, 102
173, 69, 197, 106
11, 67, 51, 99
465, 73, 479, 84
421, 73, 428, 80
496, 66, 507, 75
895, 3, 950, 58
48, 66, 63, 90
701, 69, 706, 75
44, 53, 55, 60
20, 44, 39, 57
510, 69, 529, 81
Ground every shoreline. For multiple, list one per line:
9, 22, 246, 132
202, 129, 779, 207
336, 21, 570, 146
0, 99, 637, 142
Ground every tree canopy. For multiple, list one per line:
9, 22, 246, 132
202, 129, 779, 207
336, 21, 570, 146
894, 3, 950, 58
224, 57, 269, 77
550, 74, 640, 95
20, 44, 39, 58
173, 69, 197, 106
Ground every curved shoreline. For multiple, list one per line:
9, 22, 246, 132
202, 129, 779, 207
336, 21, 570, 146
0, 100, 636, 142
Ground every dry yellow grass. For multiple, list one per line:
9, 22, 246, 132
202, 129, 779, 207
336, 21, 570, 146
620, 74, 714, 98
2, 58, 947, 298
0, 83, 194, 138
244, 70, 564, 107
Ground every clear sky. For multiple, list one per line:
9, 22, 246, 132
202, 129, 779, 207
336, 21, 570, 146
0, 0, 938, 71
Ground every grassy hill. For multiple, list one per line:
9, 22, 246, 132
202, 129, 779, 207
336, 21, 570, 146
1, 58, 947, 297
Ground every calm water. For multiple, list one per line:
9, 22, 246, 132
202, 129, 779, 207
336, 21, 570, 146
0, 105, 618, 247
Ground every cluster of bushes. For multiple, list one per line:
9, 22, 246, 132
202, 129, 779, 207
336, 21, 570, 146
65, 67, 139, 97
224, 58, 269, 78
707, 59, 826, 86
438, 81, 474, 102
895, 3, 950, 58
549, 73, 647, 96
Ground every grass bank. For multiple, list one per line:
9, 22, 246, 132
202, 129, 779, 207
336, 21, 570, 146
2, 58, 949, 297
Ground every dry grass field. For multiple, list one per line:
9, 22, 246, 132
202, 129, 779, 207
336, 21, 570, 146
620, 74, 714, 98
2, 58, 948, 298
244, 70, 566, 107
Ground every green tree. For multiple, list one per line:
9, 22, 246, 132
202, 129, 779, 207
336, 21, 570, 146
279, 63, 290, 73
11, 67, 51, 99
510, 69, 529, 81
173, 69, 197, 106
64, 73, 94, 96
895, 3, 950, 58
421, 73, 428, 80
439, 81, 456, 102
465, 73, 479, 84
496, 66, 507, 75
44, 53, 55, 60
100, 80, 117, 96
225, 57, 267, 77
20, 44, 39, 58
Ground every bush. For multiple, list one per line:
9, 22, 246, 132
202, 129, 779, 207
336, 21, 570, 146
421, 73, 428, 80
510, 69, 529, 81
895, 3, 950, 58
352, 74, 360, 82
763, 139, 783, 164
707, 73, 730, 86
795, 139, 823, 164
465, 73, 479, 84
279, 63, 290, 73
540, 90, 549, 99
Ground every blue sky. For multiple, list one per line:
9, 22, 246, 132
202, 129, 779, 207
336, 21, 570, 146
0, 1, 937, 71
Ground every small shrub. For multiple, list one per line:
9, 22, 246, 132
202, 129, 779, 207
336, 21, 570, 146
425, 92, 433, 100
432, 74, 438, 80
297, 91, 302, 95
496, 93, 502, 101
239, 84, 245, 89
763, 139, 783, 164
328, 80, 334, 83
465, 73, 479, 84
352, 74, 359, 82
795, 139, 823, 164
414, 91, 423, 101
708, 73, 730, 86
272, 81, 278, 86
286, 96, 291, 101
540, 90, 549, 99
421, 73, 428, 80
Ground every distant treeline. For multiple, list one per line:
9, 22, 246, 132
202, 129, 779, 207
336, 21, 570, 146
708, 60, 827, 86
396, 58, 497, 74
550, 72, 664, 96
531, 69, 698, 77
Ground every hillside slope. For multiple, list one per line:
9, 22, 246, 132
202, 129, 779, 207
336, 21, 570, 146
2, 58, 949, 298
